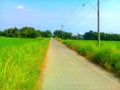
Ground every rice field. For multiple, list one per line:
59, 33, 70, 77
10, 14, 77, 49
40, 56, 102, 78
0, 37, 49, 90
63, 40, 120, 77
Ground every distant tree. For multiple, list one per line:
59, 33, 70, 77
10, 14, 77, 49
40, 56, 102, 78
2, 27, 20, 37
45, 30, 52, 37
83, 31, 97, 40
63, 31, 72, 39
83, 30, 120, 41
41, 30, 52, 37
20, 26, 36, 38
53, 30, 63, 38
0, 31, 3, 36
53, 30, 72, 39
35, 30, 41, 37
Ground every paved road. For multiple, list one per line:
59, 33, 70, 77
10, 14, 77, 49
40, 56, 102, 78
41, 38, 120, 90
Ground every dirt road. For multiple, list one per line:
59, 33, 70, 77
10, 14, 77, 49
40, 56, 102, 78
41, 38, 120, 90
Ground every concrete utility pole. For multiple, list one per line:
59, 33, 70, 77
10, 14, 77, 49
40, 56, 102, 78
61, 25, 64, 39
97, 0, 100, 47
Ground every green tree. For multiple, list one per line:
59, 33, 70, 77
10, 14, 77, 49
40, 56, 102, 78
35, 30, 41, 37
83, 31, 97, 40
41, 30, 52, 37
84, 31, 120, 41
3, 27, 19, 37
20, 27, 36, 38
53, 30, 72, 39
0, 31, 3, 36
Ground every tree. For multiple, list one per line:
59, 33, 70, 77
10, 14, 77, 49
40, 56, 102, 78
35, 30, 41, 37
20, 26, 36, 38
1, 26, 52, 38
2, 27, 20, 37
53, 30, 62, 38
83, 30, 120, 41
0, 31, 3, 36
53, 30, 72, 39
83, 31, 97, 40
41, 30, 52, 37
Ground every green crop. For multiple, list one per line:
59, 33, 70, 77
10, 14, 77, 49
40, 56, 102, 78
0, 37, 49, 90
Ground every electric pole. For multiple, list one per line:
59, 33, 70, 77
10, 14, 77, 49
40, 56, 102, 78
97, 0, 100, 47
61, 25, 64, 39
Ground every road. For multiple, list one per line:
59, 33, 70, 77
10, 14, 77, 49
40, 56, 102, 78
41, 38, 120, 90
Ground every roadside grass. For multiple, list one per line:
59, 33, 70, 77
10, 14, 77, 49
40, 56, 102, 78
54, 38, 63, 43
63, 40, 120, 78
0, 37, 49, 90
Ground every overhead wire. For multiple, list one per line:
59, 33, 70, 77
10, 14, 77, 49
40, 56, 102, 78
65, 0, 108, 32
63, 0, 89, 27
67, 9, 94, 31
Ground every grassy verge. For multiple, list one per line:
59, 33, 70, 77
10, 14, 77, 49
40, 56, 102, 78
0, 37, 49, 90
63, 39, 120, 78
54, 37, 63, 43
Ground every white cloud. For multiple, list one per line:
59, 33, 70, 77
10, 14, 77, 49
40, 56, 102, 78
17, 5, 24, 10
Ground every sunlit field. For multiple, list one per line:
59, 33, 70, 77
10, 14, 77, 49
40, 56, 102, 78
0, 37, 49, 90
63, 40, 120, 77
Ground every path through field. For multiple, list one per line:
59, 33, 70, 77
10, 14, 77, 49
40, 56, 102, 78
41, 38, 120, 90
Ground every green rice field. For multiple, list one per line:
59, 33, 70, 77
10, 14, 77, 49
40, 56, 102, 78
0, 37, 49, 90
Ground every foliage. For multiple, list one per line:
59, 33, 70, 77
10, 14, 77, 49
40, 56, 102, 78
41, 30, 52, 37
0, 27, 52, 38
55, 38, 63, 43
3, 27, 20, 37
53, 30, 72, 39
20, 27, 37, 38
63, 40, 120, 77
84, 30, 120, 41
0, 37, 49, 90
83, 31, 97, 40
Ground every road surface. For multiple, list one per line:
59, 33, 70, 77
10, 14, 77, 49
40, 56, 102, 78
41, 38, 120, 90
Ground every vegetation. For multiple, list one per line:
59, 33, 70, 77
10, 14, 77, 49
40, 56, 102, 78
53, 30, 120, 40
0, 27, 52, 38
63, 39, 120, 78
41, 30, 52, 38
0, 37, 49, 90
53, 30, 72, 39
2, 27, 120, 40
84, 30, 120, 41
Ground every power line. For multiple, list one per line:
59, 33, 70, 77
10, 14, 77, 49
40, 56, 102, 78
63, 1, 85, 26
63, 0, 90, 26
88, 0, 107, 10
88, 2, 97, 10
64, 0, 94, 29
67, 9, 94, 31
64, 7, 84, 26
59, 0, 107, 34
65, 0, 107, 31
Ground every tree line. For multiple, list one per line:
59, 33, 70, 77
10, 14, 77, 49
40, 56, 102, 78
1, 27, 120, 41
0, 27, 73, 39
53, 30, 72, 39
54, 30, 120, 41
0, 27, 52, 38
84, 31, 120, 41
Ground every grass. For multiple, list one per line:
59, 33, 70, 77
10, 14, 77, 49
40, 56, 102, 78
63, 39, 120, 78
0, 37, 49, 90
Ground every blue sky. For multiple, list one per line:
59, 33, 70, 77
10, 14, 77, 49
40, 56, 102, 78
0, 0, 120, 34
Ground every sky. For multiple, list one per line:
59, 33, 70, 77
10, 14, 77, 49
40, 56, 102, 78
0, 0, 120, 34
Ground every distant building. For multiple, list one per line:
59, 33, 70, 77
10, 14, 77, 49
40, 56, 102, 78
78, 32, 83, 39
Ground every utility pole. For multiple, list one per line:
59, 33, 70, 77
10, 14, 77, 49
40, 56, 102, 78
61, 25, 64, 39
97, 0, 100, 47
